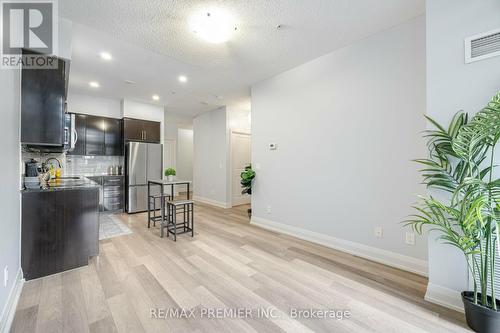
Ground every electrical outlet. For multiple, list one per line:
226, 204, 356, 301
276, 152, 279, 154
266, 205, 272, 214
405, 232, 415, 246
269, 143, 277, 150
3, 266, 8, 287
210, 189, 215, 195
374, 226, 383, 238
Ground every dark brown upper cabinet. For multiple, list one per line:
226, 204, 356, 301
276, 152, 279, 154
67, 113, 123, 156
123, 118, 143, 141
104, 117, 122, 156
123, 118, 161, 143
21, 57, 68, 150
85, 115, 105, 156
142, 120, 161, 143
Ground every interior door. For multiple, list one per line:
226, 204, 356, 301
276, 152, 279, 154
127, 142, 147, 186
231, 132, 251, 206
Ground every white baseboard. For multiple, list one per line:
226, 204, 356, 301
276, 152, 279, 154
425, 283, 464, 312
250, 216, 428, 277
0, 268, 24, 333
193, 195, 231, 209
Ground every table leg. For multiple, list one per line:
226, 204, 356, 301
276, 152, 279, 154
171, 184, 174, 201
187, 183, 190, 200
147, 182, 151, 228
160, 184, 165, 238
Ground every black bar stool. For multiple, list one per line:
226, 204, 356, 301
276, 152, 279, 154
148, 194, 172, 227
162, 200, 194, 240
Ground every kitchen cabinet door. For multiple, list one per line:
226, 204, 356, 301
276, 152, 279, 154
85, 115, 105, 155
104, 118, 123, 156
123, 118, 144, 141
21, 58, 66, 146
143, 120, 161, 143
67, 114, 86, 155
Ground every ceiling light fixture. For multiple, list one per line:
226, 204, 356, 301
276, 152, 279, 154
99, 52, 112, 61
189, 8, 237, 43
178, 75, 188, 83
89, 81, 100, 88
152, 94, 160, 101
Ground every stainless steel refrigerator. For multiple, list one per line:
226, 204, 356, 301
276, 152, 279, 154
126, 142, 163, 213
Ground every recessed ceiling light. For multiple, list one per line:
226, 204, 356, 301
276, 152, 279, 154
125, 80, 136, 85
189, 9, 237, 43
152, 94, 160, 101
89, 81, 100, 88
100, 52, 112, 61
178, 75, 188, 83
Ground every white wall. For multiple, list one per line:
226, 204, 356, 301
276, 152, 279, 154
177, 129, 194, 183
227, 106, 251, 132
193, 107, 229, 207
0, 67, 21, 328
425, 0, 500, 310
67, 93, 121, 118
250, 17, 427, 274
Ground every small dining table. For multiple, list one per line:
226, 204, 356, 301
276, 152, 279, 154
147, 179, 192, 229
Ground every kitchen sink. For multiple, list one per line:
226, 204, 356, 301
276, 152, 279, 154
48, 176, 86, 188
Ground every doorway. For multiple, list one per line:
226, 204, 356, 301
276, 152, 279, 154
230, 130, 251, 207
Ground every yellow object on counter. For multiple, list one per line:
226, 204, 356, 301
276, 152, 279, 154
56, 168, 61, 178
49, 165, 56, 179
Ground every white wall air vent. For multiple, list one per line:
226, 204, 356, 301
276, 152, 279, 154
465, 28, 500, 63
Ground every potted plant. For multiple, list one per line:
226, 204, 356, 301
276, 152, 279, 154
240, 165, 255, 218
405, 91, 500, 333
165, 168, 176, 182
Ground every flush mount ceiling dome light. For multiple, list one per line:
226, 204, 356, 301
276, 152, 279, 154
189, 8, 237, 44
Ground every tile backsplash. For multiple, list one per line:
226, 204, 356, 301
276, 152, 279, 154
21, 150, 123, 176
65, 155, 124, 176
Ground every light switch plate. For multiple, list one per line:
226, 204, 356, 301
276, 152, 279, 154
269, 143, 277, 150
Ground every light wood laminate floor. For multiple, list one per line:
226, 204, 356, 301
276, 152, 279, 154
11, 202, 470, 332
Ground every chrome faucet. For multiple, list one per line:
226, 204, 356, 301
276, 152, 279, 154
45, 157, 62, 168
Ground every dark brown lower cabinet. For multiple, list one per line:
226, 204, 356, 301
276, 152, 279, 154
21, 188, 99, 280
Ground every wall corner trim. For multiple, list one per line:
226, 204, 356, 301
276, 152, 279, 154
250, 216, 428, 277
0, 268, 24, 333
193, 195, 231, 209
425, 283, 464, 313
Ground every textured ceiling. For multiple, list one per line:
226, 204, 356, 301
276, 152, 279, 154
61, 0, 425, 115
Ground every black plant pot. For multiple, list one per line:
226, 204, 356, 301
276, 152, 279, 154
462, 291, 500, 333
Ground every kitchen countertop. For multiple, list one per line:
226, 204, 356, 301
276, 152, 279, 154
65, 173, 124, 178
21, 176, 100, 193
